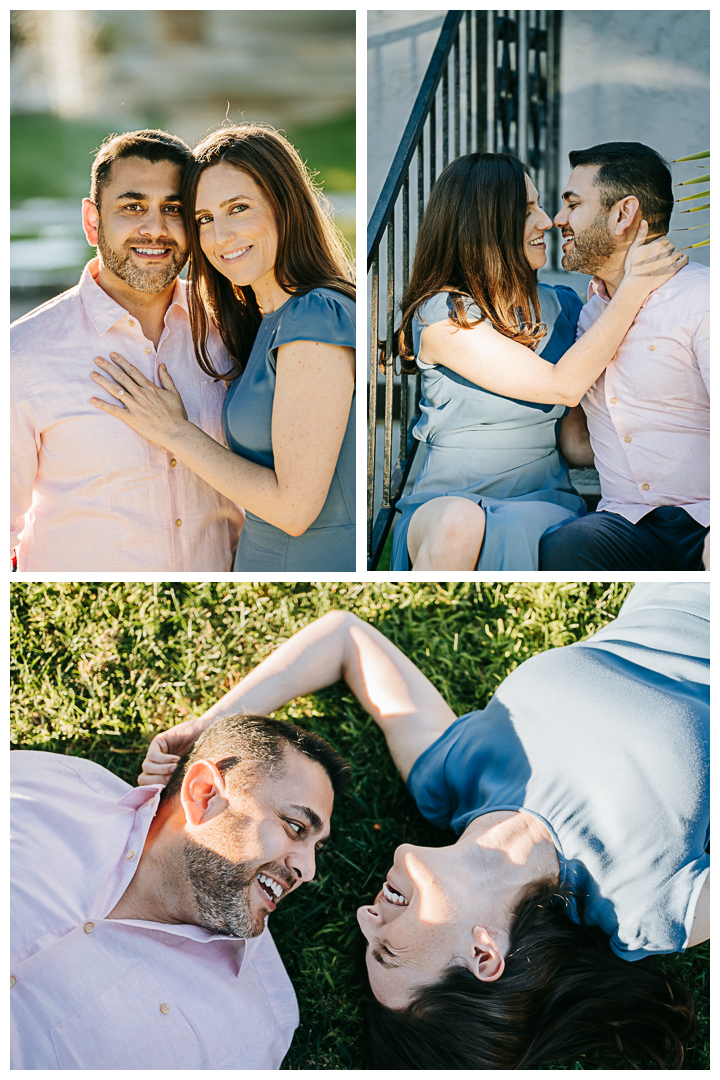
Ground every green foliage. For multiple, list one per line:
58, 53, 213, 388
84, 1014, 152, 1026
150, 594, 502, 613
10, 582, 708, 1070
11, 111, 355, 204
673, 150, 710, 250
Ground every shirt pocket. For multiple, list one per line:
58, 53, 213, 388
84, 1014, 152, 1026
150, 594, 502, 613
50, 962, 199, 1069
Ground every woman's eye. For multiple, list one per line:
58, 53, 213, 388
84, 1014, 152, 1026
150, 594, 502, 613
196, 215, 212, 226
230, 203, 249, 214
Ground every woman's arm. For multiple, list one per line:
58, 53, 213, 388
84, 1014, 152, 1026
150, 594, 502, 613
419, 225, 687, 407
558, 405, 595, 467
687, 873, 709, 947
138, 610, 457, 786
91, 340, 355, 537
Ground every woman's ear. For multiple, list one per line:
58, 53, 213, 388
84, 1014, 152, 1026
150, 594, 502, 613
468, 924, 506, 982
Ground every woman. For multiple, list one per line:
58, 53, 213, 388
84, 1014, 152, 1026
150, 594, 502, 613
90, 123, 356, 571
139, 584, 709, 1069
390, 153, 686, 570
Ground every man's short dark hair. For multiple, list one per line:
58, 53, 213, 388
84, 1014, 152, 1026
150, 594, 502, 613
568, 142, 673, 235
90, 129, 192, 209
160, 713, 351, 804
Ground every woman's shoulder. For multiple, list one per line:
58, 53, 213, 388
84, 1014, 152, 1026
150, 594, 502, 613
415, 291, 482, 326
268, 287, 356, 356
282, 286, 356, 324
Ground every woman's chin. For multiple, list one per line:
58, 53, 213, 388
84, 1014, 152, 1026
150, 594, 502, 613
526, 249, 547, 271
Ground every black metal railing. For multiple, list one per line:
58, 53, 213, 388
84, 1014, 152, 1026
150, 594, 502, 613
367, 10, 562, 569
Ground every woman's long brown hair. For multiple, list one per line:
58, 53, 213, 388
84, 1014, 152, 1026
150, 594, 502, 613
398, 153, 545, 373
182, 122, 356, 380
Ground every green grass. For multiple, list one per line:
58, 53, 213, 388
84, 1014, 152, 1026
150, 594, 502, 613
11, 111, 355, 204
10, 582, 708, 1070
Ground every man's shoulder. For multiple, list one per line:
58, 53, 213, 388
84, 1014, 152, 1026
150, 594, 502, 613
11, 282, 83, 349
11, 749, 131, 801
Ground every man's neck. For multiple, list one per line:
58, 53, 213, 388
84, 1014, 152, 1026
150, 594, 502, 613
106, 808, 196, 925
96, 262, 178, 349
595, 231, 669, 299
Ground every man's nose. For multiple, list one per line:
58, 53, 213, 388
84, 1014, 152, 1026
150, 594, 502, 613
139, 206, 167, 235
553, 206, 568, 228
288, 844, 316, 884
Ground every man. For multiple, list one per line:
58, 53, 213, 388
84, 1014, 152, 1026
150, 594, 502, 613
10, 714, 349, 1069
11, 130, 242, 571
540, 142, 709, 571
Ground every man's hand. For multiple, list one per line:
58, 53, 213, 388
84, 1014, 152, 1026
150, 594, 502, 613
702, 532, 709, 571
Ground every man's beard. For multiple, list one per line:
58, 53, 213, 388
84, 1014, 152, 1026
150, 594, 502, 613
184, 834, 263, 938
561, 211, 616, 274
97, 218, 188, 294
182, 807, 295, 939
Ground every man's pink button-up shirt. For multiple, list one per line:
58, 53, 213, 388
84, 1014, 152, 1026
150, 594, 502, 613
11, 260, 243, 571
579, 261, 709, 526
10, 751, 299, 1070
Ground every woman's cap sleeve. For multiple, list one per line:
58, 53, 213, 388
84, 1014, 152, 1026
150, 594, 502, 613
270, 289, 356, 368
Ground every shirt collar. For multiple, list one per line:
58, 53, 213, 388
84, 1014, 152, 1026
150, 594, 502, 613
78, 258, 188, 335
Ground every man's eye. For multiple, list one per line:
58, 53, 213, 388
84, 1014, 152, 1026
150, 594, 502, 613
288, 821, 303, 834
124, 204, 143, 212
164, 205, 182, 214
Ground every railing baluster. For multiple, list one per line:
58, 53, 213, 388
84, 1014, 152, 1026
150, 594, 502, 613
465, 10, 473, 154
400, 175, 410, 461
453, 34, 460, 160
383, 213, 394, 510
367, 257, 379, 553
517, 11, 528, 165
442, 66, 449, 169
430, 97, 437, 188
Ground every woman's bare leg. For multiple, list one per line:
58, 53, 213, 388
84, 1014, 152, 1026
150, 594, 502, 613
407, 496, 486, 570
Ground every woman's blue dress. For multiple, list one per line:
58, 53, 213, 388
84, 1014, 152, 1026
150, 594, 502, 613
390, 284, 586, 570
223, 288, 356, 571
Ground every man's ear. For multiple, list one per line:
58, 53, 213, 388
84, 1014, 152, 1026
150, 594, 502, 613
467, 925, 506, 982
612, 195, 641, 238
180, 760, 229, 826
82, 198, 99, 247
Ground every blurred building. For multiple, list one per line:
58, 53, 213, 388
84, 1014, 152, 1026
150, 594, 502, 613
11, 9, 355, 317
12, 10, 355, 141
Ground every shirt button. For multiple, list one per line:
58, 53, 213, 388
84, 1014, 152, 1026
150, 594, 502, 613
609, 397, 617, 405
170, 458, 177, 468
145, 347, 152, 354
10, 976, 16, 988
649, 344, 656, 351
624, 436, 631, 443
642, 483, 650, 491
126, 850, 135, 859
84, 922, 95, 934
160, 1003, 171, 1015
128, 320, 135, 327
175, 519, 182, 527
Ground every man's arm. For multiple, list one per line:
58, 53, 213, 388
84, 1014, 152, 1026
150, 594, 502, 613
558, 404, 595, 467
139, 611, 457, 785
